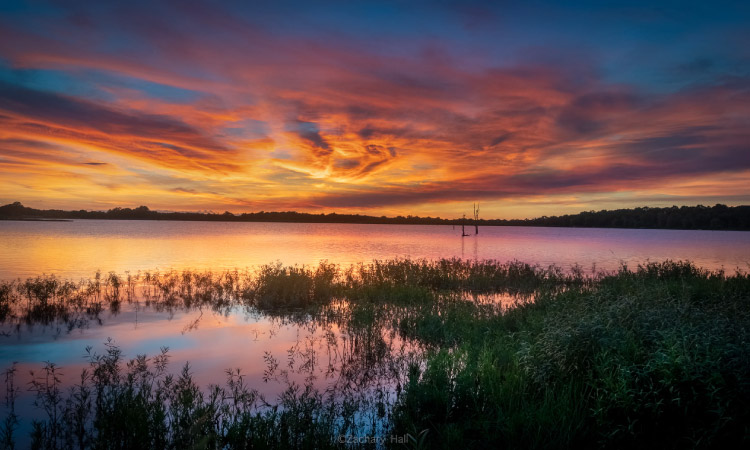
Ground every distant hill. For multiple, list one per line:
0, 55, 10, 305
1, 201, 749, 230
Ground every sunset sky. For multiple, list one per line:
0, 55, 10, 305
1, 0, 749, 219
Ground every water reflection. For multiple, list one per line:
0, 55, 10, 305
0, 259, 551, 401
0, 292, 419, 393
0, 265, 454, 444
1, 220, 749, 279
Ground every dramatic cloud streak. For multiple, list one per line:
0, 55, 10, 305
0, 0, 748, 217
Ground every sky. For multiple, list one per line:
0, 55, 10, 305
0, 0, 749, 219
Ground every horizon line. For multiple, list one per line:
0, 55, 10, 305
2, 201, 746, 224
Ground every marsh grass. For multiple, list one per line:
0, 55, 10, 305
391, 262, 750, 449
0, 259, 748, 448
18, 341, 351, 450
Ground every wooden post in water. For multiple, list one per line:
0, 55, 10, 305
473, 203, 479, 235
462, 214, 469, 236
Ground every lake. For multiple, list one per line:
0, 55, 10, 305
1, 220, 749, 445
1, 220, 748, 280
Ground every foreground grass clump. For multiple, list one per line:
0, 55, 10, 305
0, 260, 748, 449
6, 340, 363, 450
392, 261, 750, 449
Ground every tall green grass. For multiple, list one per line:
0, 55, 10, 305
16, 341, 352, 450
392, 262, 750, 449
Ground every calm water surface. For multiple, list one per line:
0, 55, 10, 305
0, 296, 413, 441
1, 220, 748, 280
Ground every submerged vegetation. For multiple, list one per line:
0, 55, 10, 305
1, 259, 749, 448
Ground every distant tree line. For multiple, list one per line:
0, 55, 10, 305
1, 201, 749, 230
511, 204, 750, 230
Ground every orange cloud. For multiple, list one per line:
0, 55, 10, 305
1, 6, 749, 218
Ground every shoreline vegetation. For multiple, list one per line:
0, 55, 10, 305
1, 259, 748, 449
2, 202, 750, 230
